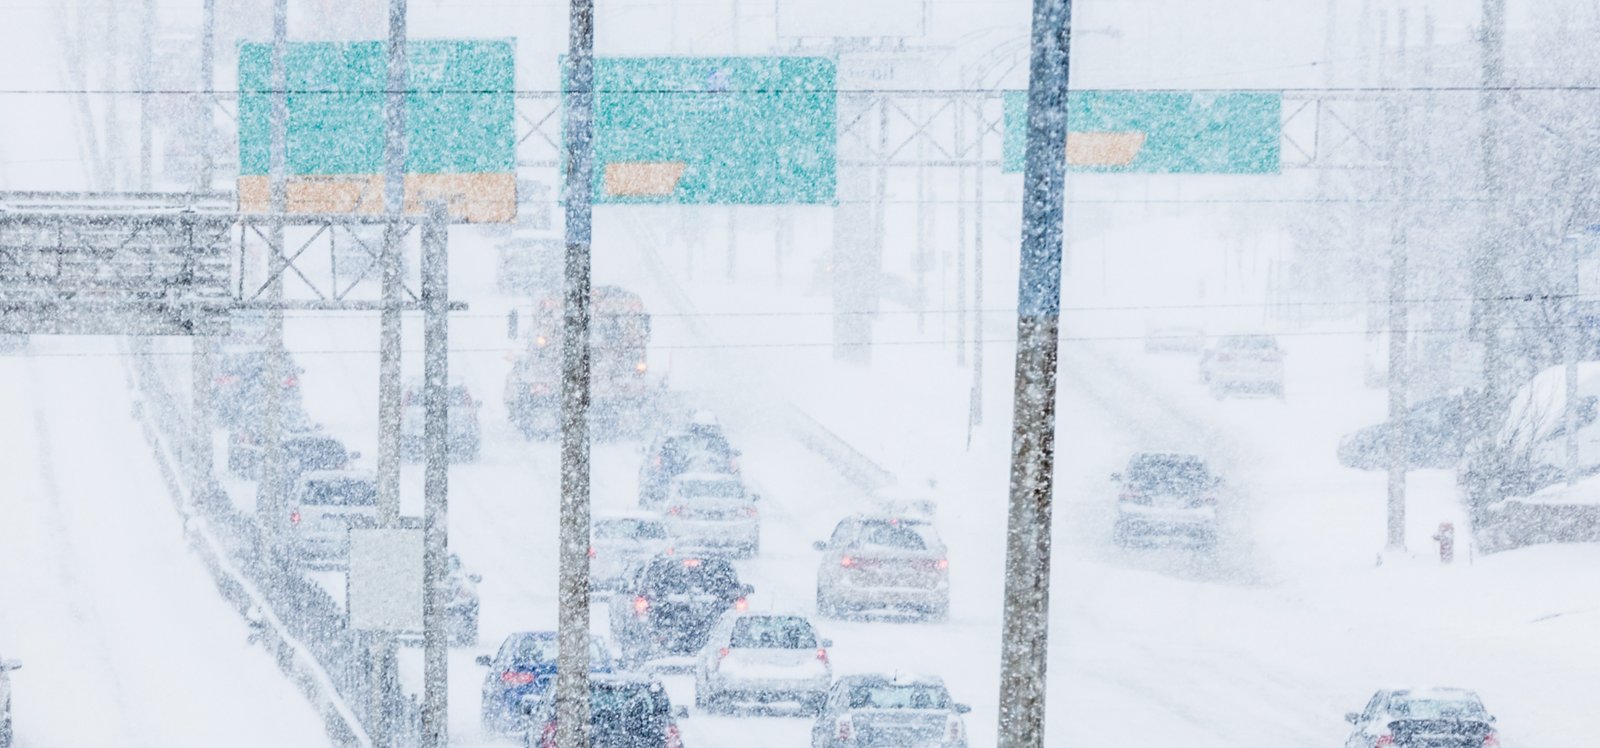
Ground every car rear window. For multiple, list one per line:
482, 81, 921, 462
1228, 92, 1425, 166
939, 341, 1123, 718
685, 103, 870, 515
508, 636, 607, 668
730, 616, 816, 649
1127, 456, 1210, 491
595, 519, 667, 541
675, 478, 744, 499
855, 521, 934, 550
590, 682, 669, 734
1389, 696, 1487, 720
645, 558, 738, 596
847, 684, 950, 710
302, 478, 376, 507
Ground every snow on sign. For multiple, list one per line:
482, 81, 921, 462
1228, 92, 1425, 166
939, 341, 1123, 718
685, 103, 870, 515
347, 528, 424, 633
579, 57, 837, 205
1001, 90, 1281, 174
237, 40, 517, 222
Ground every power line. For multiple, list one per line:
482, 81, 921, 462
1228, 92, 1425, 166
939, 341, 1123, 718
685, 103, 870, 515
7, 84, 1600, 95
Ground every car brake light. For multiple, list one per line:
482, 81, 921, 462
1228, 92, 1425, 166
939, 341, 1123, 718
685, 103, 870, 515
840, 555, 855, 568
665, 723, 683, 748
1201, 494, 1217, 506
289, 509, 301, 526
745, 506, 759, 518
587, 546, 596, 558
282, 375, 297, 387
633, 596, 650, 615
1119, 490, 1148, 504
734, 597, 748, 611
718, 647, 730, 661
664, 546, 675, 556
500, 670, 535, 685
936, 558, 949, 570
1375, 736, 1394, 747
667, 506, 682, 516
215, 375, 237, 385
816, 647, 829, 664
1483, 734, 1500, 747
836, 716, 853, 741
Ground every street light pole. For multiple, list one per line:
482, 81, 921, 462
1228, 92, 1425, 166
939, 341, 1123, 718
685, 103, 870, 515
997, 1, 1072, 747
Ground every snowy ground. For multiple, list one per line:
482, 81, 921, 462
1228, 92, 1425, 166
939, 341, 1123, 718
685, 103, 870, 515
0, 339, 331, 748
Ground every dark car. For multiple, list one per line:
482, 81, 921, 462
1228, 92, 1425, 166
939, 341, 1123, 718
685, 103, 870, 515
476, 632, 614, 735
1111, 452, 1222, 547
608, 555, 753, 664
227, 407, 320, 478
1343, 687, 1500, 747
810, 674, 970, 748
1337, 395, 1479, 471
212, 349, 304, 428
523, 674, 687, 748
638, 416, 740, 507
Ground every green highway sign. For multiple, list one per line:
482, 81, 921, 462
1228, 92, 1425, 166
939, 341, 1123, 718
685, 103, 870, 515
1002, 90, 1280, 174
579, 56, 836, 204
238, 39, 516, 222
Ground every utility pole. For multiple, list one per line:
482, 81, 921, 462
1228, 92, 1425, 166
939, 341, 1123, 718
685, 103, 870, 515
190, 0, 219, 494
969, 100, 987, 428
198, 0, 216, 190
955, 97, 969, 366
372, 1, 408, 743
1474, 0, 1506, 507
556, 1, 596, 747
138, 0, 153, 191
1565, 231, 1581, 486
1384, 9, 1410, 552
102, 0, 123, 189
258, 0, 290, 560
997, 1, 1070, 747
420, 202, 450, 747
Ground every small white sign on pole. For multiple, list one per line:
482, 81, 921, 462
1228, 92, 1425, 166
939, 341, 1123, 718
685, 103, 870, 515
347, 528, 424, 633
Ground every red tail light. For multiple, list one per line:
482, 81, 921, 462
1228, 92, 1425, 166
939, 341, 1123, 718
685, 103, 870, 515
734, 597, 748, 611
840, 555, 855, 568
587, 546, 596, 558
633, 596, 650, 615
282, 375, 297, 388
1375, 736, 1394, 747
1483, 734, 1501, 747
936, 558, 949, 570
664, 546, 675, 556
745, 506, 759, 518
1199, 494, 1218, 506
289, 509, 301, 526
717, 647, 730, 661
816, 647, 829, 664
539, 720, 558, 748
215, 375, 238, 385
665, 723, 683, 748
666, 506, 683, 516
836, 716, 853, 741
500, 670, 535, 685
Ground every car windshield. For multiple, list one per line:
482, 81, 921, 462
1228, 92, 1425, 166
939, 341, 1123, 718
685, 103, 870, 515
847, 683, 951, 710
510, 636, 606, 668
1390, 696, 1488, 720
595, 519, 667, 541
1127, 456, 1211, 492
646, 558, 738, 596
589, 683, 668, 734
301, 478, 376, 506
676, 479, 744, 499
855, 520, 935, 550
730, 616, 816, 649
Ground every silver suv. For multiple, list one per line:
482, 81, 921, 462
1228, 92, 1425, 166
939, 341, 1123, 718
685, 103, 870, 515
1199, 334, 1286, 399
813, 516, 949, 622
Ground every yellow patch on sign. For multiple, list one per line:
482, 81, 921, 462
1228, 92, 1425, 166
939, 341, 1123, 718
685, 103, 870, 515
602, 162, 688, 197
237, 173, 516, 223
1066, 132, 1147, 167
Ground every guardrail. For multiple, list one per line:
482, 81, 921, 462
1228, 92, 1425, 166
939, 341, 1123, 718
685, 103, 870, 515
125, 340, 401, 747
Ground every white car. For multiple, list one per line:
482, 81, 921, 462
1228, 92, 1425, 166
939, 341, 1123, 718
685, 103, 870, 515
1198, 334, 1286, 399
662, 472, 761, 558
1111, 453, 1220, 548
589, 514, 673, 592
694, 611, 832, 715
0, 656, 20, 748
288, 469, 379, 566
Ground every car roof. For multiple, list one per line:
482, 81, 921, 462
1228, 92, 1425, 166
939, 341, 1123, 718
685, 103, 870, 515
1383, 687, 1483, 700
301, 469, 373, 482
842, 513, 933, 526
593, 511, 665, 524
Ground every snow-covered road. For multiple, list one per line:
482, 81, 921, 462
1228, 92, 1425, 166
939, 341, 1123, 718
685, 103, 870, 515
0, 339, 330, 747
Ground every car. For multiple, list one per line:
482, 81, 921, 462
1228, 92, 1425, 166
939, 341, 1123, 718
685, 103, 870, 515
812, 515, 950, 622
1343, 687, 1500, 747
638, 414, 741, 507
660, 472, 761, 558
285, 469, 378, 566
475, 632, 614, 735
590, 514, 673, 593
1198, 333, 1285, 399
523, 674, 687, 748
1111, 452, 1221, 547
212, 348, 304, 427
608, 555, 754, 665
809, 674, 971, 748
0, 334, 27, 354
443, 554, 482, 646
0, 656, 20, 748
399, 379, 482, 462
226, 408, 322, 478
1338, 394, 1475, 471
278, 433, 359, 487
694, 611, 832, 715
1143, 323, 1206, 353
